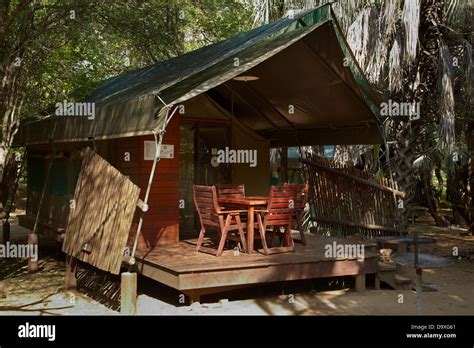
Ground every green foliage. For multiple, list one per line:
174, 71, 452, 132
3, 0, 253, 122
181, 0, 253, 51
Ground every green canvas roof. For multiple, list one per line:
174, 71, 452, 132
14, 4, 382, 147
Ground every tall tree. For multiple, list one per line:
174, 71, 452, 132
0, 0, 253, 215
252, 0, 472, 227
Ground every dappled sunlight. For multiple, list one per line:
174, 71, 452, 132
0, 244, 116, 315
447, 294, 465, 303
214, 288, 409, 315
0, 293, 74, 316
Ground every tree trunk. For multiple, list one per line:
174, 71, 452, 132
421, 166, 449, 227
467, 122, 474, 233
434, 163, 443, 198
447, 163, 469, 225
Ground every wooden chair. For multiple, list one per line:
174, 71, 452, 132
193, 185, 247, 256
255, 185, 295, 255
217, 184, 246, 214
284, 182, 309, 245
217, 184, 245, 198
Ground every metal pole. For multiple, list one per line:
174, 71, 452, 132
414, 230, 423, 315
128, 105, 179, 268
415, 267, 423, 315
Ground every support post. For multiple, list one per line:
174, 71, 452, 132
27, 233, 38, 272
121, 272, 137, 315
374, 274, 381, 290
65, 255, 77, 290
355, 273, 366, 292
415, 268, 423, 315
187, 290, 201, 305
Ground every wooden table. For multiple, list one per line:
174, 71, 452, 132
217, 196, 268, 254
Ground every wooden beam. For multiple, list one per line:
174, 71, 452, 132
135, 261, 180, 289
177, 258, 377, 290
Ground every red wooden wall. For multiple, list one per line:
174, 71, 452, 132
111, 114, 180, 250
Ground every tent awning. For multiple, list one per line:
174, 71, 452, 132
14, 4, 382, 147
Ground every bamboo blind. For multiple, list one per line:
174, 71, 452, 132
62, 147, 140, 274
302, 153, 404, 238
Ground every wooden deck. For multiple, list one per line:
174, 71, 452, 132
135, 234, 378, 301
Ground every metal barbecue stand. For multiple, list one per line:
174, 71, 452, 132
390, 232, 454, 315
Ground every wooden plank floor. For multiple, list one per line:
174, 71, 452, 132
135, 234, 378, 294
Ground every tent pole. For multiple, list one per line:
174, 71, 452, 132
3, 149, 27, 243
29, 143, 55, 272
32, 143, 55, 236
128, 104, 179, 268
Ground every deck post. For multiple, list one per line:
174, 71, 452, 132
2, 222, 10, 243
27, 233, 38, 272
187, 290, 201, 305
374, 274, 381, 290
65, 255, 77, 290
121, 272, 137, 315
355, 273, 366, 292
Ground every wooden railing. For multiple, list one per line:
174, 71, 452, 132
301, 154, 405, 238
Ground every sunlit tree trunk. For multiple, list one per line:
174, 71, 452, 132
421, 166, 449, 226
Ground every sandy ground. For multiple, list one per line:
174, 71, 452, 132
0, 213, 473, 316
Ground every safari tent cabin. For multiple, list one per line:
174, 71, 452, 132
13, 4, 384, 300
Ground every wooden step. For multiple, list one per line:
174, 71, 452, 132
378, 261, 396, 272
377, 262, 412, 290
395, 274, 412, 284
